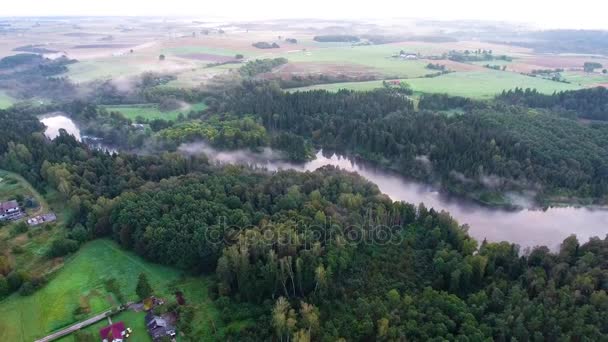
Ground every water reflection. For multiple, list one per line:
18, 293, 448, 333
40, 113, 116, 154
40, 113, 82, 141
180, 143, 608, 250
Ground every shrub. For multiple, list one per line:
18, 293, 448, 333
47, 238, 80, 258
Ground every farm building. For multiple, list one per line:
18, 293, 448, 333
0, 200, 22, 221
145, 312, 176, 341
398, 51, 419, 60
27, 212, 57, 226
99, 321, 127, 342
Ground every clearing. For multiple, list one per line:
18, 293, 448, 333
278, 45, 432, 78
104, 102, 208, 121
0, 239, 219, 342
0, 91, 15, 109
290, 70, 583, 99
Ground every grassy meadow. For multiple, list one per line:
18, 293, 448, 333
0, 91, 15, 109
0, 239, 219, 342
0, 169, 72, 277
563, 71, 608, 86
290, 70, 583, 99
279, 45, 432, 78
161, 45, 243, 57
104, 102, 208, 121
0, 169, 48, 211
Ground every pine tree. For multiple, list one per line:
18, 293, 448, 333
135, 272, 153, 300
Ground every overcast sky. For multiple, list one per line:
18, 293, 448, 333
3, 0, 608, 30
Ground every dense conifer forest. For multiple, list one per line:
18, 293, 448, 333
211, 82, 608, 205
2, 90, 608, 339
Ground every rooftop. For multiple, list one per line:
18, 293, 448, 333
0, 200, 19, 211
99, 321, 126, 342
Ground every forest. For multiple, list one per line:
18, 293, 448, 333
1, 64, 608, 340
210, 82, 608, 205
2, 103, 608, 340
498, 87, 608, 121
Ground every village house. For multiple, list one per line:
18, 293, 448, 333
145, 312, 176, 341
0, 200, 22, 221
27, 212, 57, 226
99, 321, 129, 342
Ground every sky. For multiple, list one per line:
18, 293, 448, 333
3, 0, 608, 30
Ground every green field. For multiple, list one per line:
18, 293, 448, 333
0, 91, 15, 109
0, 169, 48, 211
62, 310, 151, 342
0, 239, 217, 342
279, 45, 433, 78
291, 70, 583, 98
67, 59, 140, 83
563, 71, 608, 86
161, 45, 243, 57
103, 102, 208, 121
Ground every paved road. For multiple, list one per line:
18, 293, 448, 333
34, 309, 112, 342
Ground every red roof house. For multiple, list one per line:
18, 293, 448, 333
99, 321, 126, 342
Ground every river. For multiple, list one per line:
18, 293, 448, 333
40, 113, 116, 153
38, 114, 608, 250
179, 143, 608, 251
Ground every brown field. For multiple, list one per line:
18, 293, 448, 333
177, 53, 237, 62
63, 32, 106, 37
274, 62, 381, 77
72, 44, 135, 49
522, 56, 608, 70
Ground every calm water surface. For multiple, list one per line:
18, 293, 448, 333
179, 144, 608, 250
35, 121, 608, 251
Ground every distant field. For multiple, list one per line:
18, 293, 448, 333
67, 59, 143, 82
162, 45, 242, 57
0, 239, 216, 342
290, 70, 583, 98
104, 102, 208, 121
0, 91, 15, 108
279, 45, 432, 78
563, 71, 608, 86
67, 55, 203, 83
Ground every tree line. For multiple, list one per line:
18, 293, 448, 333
211, 82, 608, 206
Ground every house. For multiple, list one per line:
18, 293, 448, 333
398, 51, 419, 60
0, 200, 22, 221
99, 321, 127, 342
27, 212, 57, 226
145, 312, 176, 341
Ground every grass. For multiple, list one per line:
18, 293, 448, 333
67, 59, 141, 83
563, 71, 608, 86
0, 169, 48, 212
0, 239, 216, 341
0, 91, 15, 109
59, 310, 151, 342
278, 45, 433, 78
290, 70, 583, 99
161, 46, 243, 57
0, 170, 72, 278
103, 102, 208, 121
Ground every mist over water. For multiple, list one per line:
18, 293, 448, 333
40, 113, 82, 141
180, 142, 608, 251
40, 113, 116, 153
